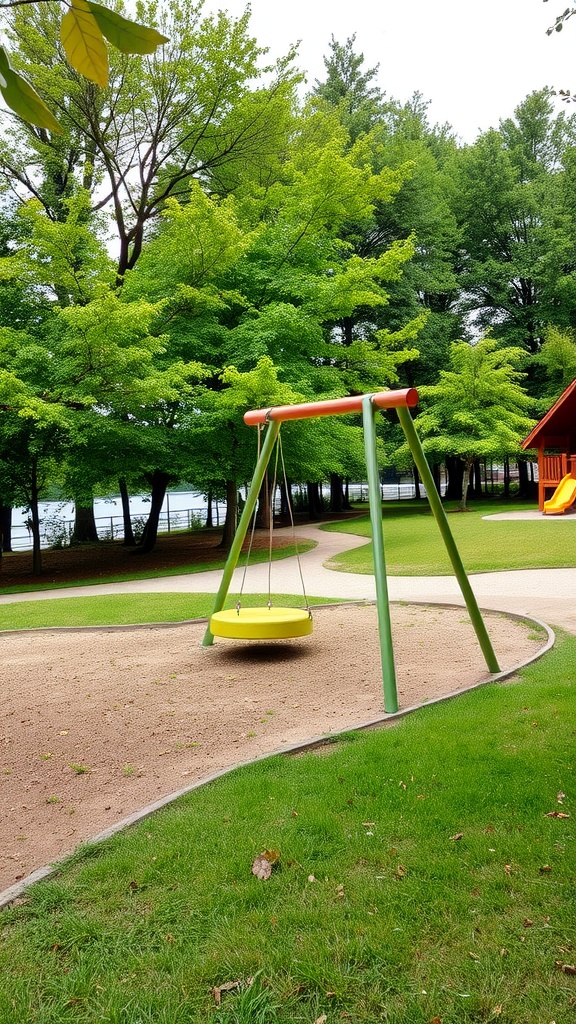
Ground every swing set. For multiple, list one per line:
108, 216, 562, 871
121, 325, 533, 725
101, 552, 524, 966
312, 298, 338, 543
202, 387, 500, 714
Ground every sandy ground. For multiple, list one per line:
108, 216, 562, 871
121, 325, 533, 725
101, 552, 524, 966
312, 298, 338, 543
0, 602, 548, 892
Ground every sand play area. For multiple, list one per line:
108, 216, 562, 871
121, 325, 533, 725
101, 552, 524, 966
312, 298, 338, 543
0, 601, 548, 893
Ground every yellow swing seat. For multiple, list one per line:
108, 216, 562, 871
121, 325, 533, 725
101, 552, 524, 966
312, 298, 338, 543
210, 606, 313, 640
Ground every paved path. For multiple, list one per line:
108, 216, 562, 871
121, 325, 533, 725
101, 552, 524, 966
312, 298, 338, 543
2, 523, 575, 634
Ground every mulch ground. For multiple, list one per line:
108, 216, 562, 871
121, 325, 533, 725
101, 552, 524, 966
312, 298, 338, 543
0, 529, 288, 588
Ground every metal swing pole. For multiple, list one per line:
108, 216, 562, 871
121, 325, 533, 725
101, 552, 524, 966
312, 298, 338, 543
362, 395, 399, 713
396, 405, 500, 674
201, 419, 281, 647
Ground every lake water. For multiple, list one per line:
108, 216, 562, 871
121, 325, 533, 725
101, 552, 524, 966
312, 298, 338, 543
9, 490, 213, 551
8, 482, 422, 551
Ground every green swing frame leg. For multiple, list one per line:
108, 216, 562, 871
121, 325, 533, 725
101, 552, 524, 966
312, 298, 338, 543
362, 395, 399, 713
201, 420, 281, 647
396, 405, 500, 675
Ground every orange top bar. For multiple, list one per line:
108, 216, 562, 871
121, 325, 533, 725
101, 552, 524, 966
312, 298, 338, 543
244, 387, 419, 426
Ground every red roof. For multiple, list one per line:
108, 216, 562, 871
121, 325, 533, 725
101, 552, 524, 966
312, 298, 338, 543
522, 377, 576, 450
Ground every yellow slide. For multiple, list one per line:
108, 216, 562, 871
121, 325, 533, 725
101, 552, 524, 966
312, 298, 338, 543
544, 473, 576, 515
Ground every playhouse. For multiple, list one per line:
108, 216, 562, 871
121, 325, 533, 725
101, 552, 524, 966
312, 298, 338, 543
521, 377, 576, 513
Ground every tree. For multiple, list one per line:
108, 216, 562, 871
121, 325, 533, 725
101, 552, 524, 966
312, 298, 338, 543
535, 325, 576, 402
545, 0, 576, 34
311, 34, 384, 142
0, 0, 168, 131
121, 119, 422, 542
311, 41, 461, 388
451, 90, 576, 355
409, 337, 535, 510
0, 0, 300, 552
2, 0, 300, 281
0, 325, 75, 571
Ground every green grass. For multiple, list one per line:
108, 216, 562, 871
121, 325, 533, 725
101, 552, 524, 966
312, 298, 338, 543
0, 592, 340, 631
1, 635, 575, 1023
0, 540, 317, 596
323, 500, 576, 574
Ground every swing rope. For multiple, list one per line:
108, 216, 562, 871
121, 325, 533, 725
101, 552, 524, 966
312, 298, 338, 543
276, 431, 311, 617
236, 422, 264, 614
235, 422, 310, 617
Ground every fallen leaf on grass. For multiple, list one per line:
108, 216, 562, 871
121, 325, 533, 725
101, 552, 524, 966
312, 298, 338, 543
556, 961, 576, 975
314, 1016, 328, 1024
539, 864, 552, 873
557, 791, 566, 803
450, 832, 464, 842
395, 864, 407, 879
544, 811, 570, 818
252, 855, 273, 880
210, 977, 253, 1004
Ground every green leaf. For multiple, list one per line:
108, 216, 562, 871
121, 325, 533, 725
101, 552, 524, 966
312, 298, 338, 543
0, 48, 61, 132
86, 2, 169, 55
60, 0, 109, 88
0, 47, 10, 82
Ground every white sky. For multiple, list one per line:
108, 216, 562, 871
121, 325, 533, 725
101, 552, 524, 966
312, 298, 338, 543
203, 0, 576, 143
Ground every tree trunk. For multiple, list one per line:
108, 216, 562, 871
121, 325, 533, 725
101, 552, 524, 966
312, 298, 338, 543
219, 479, 238, 549
517, 460, 530, 498
413, 466, 421, 500
468, 459, 482, 500
432, 463, 442, 497
329, 473, 345, 514
279, 480, 290, 519
256, 473, 271, 530
205, 490, 214, 528
134, 470, 170, 554
71, 503, 99, 544
307, 482, 323, 520
503, 456, 511, 498
0, 505, 12, 553
30, 458, 42, 575
118, 478, 136, 545
445, 456, 465, 501
459, 459, 474, 511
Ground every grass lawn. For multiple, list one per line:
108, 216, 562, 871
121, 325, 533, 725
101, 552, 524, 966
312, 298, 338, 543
0, 592, 339, 631
1, 635, 574, 1023
0, 539, 317, 596
323, 500, 576, 575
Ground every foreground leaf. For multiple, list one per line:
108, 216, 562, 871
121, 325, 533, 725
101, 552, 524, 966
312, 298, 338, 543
252, 854, 272, 880
87, 2, 169, 54
211, 977, 253, 1004
0, 47, 61, 131
60, 0, 108, 88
